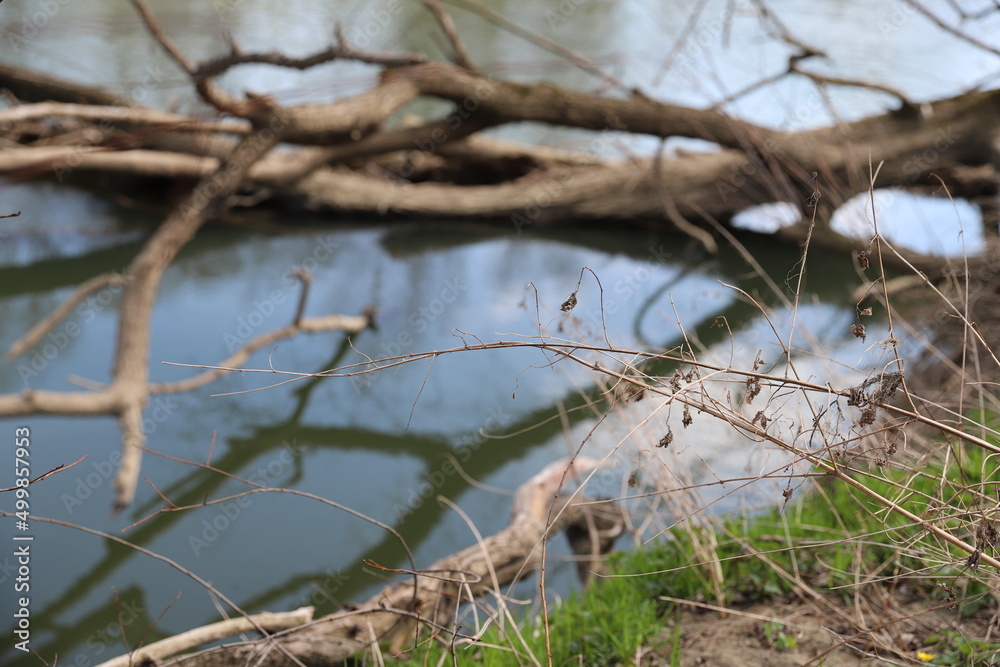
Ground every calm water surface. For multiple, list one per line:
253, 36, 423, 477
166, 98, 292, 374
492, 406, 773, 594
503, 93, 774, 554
0, 0, 993, 663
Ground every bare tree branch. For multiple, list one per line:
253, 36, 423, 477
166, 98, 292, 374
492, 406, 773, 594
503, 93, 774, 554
5, 273, 127, 360
193, 41, 426, 81
94, 458, 624, 667
421, 0, 476, 71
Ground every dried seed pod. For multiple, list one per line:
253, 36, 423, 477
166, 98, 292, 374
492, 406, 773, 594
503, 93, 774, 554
669, 371, 682, 391
560, 293, 578, 312
937, 582, 957, 609
658, 428, 674, 448
976, 518, 997, 551
682, 405, 693, 427
850, 323, 867, 342
859, 307, 872, 316
857, 250, 870, 270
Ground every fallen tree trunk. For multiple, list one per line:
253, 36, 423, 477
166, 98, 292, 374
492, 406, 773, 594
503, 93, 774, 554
2, 0, 997, 513
1, 56, 997, 265
95, 457, 625, 667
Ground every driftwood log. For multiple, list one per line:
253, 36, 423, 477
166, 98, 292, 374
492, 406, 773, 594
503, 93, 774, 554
93, 457, 625, 667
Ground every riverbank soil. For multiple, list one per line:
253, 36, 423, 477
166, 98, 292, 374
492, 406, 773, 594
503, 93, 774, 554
645, 593, 997, 666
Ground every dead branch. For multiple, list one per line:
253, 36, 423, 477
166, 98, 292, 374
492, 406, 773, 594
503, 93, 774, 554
421, 0, 476, 71
2, 0, 999, 515
0, 119, 288, 511
0, 61, 126, 106
100, 607, 317, 667
0, 101, 249, 133
93, 457, 624, 667
192, 40, 426, 81
131, 0, 420, 141
112, 123, 285, 511
2, 55, 997, 242
149, 311, 374, 396
391, 62, 775, 150
440, 0, 625, 93
5, 273, 127, 361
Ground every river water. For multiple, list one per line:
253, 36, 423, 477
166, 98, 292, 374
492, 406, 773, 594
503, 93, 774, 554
0, 1, 995, 663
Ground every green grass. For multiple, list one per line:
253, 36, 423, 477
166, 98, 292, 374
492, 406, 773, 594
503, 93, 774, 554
923, 628, 1000, 666
393, 422, 1000, 665
636, 441, 1000, 615
394, 561, 664, 666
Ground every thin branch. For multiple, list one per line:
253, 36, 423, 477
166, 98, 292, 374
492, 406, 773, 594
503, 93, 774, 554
129, 0, 195, 74
440, 0, 627, 93
99, 608, 316, 667
790, 63, 915, 109
5, 273, 128, 360
149, 312, 372, 395
0, 511, 281, 650
0, 102, 248, 132
162, 339, 1000, 456
902, 0, 1000, 58
653, 139, 719, 255
290, 269, 312, 327
193, 41, 426, 81
421, 0, 476, 71
0, 456, 86, 492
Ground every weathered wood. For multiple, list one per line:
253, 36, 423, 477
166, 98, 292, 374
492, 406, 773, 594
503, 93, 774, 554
2, 1, 999, 516
95, 458, 626, 667
1, 60, 996, 255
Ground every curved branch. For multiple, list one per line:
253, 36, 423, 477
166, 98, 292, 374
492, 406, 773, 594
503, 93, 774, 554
5, 273, 127, 361
392, 62, 776, 150
150, 312, 373, 396
100, 608, 316, 667
193, 43, 426, 81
